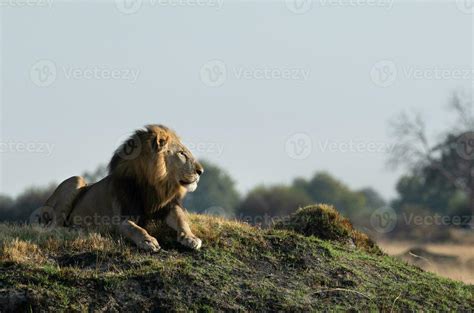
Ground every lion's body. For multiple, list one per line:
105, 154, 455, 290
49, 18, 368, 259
35, 125, 204, 251
65, 176, 119, 227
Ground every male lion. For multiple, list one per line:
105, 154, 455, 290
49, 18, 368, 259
33, 125, 204, 251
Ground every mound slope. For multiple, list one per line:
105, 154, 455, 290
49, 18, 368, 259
0, 205, 472, 312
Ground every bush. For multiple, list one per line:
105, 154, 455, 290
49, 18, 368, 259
184, 160, 240, 217
0, 185, 56, 223
237, 185, 313, 227
274, 204, 381, 254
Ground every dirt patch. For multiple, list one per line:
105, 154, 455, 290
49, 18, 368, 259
55, 252, 135, 272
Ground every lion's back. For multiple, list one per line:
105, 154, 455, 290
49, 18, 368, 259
68, 176, 120, 227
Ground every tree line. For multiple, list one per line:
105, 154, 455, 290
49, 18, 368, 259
0, 161, 384, 227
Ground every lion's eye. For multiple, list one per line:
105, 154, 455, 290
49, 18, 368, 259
178, 151, 187, 161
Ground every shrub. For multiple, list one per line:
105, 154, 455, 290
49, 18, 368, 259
274, 204, 382, 254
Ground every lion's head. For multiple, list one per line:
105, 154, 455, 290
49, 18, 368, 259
108, 125, 203, 208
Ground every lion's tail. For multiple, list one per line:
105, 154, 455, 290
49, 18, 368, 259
31, 176, 88, 227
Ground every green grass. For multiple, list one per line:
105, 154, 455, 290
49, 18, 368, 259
0, 205, 472, 312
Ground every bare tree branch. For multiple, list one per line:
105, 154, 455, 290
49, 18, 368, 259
388, 111, 433, 171
449, 91, 474, 131
388, 90, 473, 197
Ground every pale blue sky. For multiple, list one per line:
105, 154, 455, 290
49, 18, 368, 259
0, 0, 472, 201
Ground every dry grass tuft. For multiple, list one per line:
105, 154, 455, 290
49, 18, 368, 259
67, 232, 115, 252
1, 238, 45, 264
190, 214, 255, 241
146, 213, 259, 249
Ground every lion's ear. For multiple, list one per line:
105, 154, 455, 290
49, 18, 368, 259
151, 134, 169, 152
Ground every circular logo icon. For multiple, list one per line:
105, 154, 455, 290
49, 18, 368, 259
285, 0, 312, 14
456, 131, 474, 160
370, 206, 397, 234
30, 59, 57, 87
285, 132, 312, 160
29, 206, 56, 227
115, 0, 143, 14
200, 60, 227, 87
116, 133, 143, 160
456, 0, 474, 14
454, 178, 467, 190
370, 60, 397, 88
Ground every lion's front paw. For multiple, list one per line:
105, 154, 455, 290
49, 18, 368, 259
137, 235, 161, 252
178, 234, 202, 250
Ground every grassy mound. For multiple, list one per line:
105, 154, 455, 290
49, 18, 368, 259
0, 211, 472, 312
274, 204, 381, 254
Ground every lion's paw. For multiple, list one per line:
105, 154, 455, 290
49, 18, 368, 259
178, 235, 202, 250
137, 235, 161, 253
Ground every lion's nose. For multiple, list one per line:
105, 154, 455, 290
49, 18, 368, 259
196, 168, 204, 176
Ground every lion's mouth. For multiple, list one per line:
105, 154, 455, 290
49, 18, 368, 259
180, 177, 199, 192
180, 179, 197, 186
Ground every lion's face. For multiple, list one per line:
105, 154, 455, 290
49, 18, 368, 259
109, 125, 204, 199
163, 140, 204, 192
142, 125, 203, 193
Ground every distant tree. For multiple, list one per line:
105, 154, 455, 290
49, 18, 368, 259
358, 188, 386, 210
0, 164, 108, 223
237, 185, 313, 227
0, 195, 14, 220
389, 91, 473, 221
236, 171, 380, 227
293, 172, 367, 217
82, 164, 107, 183
0, 184, 56, 223
184, 160, 240, 218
